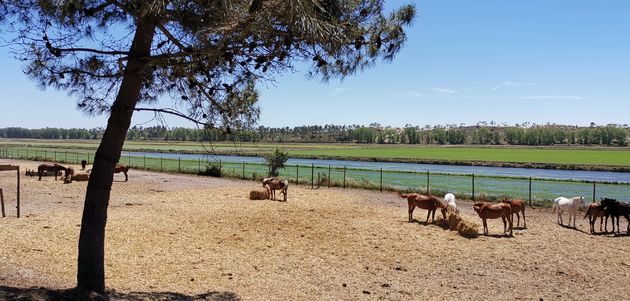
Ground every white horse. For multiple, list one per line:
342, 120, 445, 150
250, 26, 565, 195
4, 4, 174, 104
443, 193, 459, 214
553, 196, 584, 228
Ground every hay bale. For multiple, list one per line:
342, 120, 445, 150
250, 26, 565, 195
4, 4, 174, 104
446, 213, 479, 238
249, 187, 269, 200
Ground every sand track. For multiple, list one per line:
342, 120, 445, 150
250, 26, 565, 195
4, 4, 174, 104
1, 159, 629, 300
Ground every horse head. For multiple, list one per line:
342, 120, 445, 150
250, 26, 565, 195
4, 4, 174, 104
262, 177, 274, 187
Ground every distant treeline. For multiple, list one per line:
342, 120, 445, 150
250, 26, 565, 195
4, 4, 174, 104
0, 123, 628, 146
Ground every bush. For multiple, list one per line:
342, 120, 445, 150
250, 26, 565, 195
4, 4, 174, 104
198, 162, 222, 177
265, 148, 289, 177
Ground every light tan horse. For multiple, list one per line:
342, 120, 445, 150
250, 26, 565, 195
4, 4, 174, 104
473, 202, 513, 236
399, 192, 447, 224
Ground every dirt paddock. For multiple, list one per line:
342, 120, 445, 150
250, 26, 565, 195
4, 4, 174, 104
1, 159, 629, 300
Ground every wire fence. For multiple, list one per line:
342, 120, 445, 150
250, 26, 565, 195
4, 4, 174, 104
2, 147, 630, 204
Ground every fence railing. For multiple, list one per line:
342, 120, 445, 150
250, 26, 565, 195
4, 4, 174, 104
2, 147, 630, 204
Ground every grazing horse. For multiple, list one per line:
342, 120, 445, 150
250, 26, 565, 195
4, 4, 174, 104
502, 199, 526, 228
63, 167, 75, 183
600, 198, 630, 234
37, 163, 67, 181
398, 192, 447, 224
473, 202, 513, 236
583, 202, 609, 234
553, 196, 584, 228
262, 177, 288, 201
443, 193, 460, 215
115, 164, 129, 182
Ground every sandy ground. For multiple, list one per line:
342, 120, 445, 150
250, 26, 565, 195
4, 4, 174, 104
1, 159, 630, 300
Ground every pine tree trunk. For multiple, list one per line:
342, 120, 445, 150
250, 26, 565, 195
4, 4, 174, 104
76, 17, 156, 294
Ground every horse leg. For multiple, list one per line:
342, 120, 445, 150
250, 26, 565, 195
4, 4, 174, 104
508, 213, 513, 236
408, 204, 414, 223
483, 218, 488, 235
522, 209, 526, 229
425, 209, 431, 225
431, 209, 436, 223
124, 171, 128, 182
502, 216, 507, 234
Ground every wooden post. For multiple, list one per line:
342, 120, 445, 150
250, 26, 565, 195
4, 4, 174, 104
343, 166, 346, 189
528, 177, 532, 207
328, 165, 331, 188
311, 163, 314, 189
1, 188, 5, 218
380, 168, 383, 193
16, 167, 20, 218
592, 182, 596, 203
472, 173, 475, 201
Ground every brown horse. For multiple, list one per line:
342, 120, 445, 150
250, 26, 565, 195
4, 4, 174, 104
584, 202, 608, 234
502, 199, 526, 228
115, 164, 129, 182
63, 167, 75, 183
37, 163, 67, 181
262, 177, 288, 201
473, 202, 513, 236
398, 192, 446, 224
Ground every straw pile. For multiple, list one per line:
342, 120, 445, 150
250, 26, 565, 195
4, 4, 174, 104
447, 213, 479, 238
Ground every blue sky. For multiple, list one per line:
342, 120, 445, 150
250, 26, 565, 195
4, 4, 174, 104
1, 0, 628, 129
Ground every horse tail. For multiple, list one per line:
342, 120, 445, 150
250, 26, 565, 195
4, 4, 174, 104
552, 202, 557, 214
398, 191, 411, 198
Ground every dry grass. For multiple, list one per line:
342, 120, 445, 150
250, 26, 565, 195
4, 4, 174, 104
1, 159, 630, 300
249, 188, 268, 200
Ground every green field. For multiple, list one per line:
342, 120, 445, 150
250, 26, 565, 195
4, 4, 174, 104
2, 138, 630, 168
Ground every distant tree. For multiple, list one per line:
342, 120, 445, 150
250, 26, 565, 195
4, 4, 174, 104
1, 0, 415, 295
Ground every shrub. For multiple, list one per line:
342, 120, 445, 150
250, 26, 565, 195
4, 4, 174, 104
265, 148, 289, 177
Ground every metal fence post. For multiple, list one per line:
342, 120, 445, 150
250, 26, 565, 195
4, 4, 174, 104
426, 170, 430, 195
592, 182, 596, 203
160, 157, 163, 172
178, 157, 181, 173
242, 162, 245, 180
296, 165, 299, 185
128, 154, 131, 166
54, 151, 57, 161
528, 177, 532, 207
343, 166, 346, 189
472, 173, 475, 201
65, 151, 68, 162
144, 155, 147, 169
380, 168, 383, 193
328, 165, 331, 188
311, 163, 314, 189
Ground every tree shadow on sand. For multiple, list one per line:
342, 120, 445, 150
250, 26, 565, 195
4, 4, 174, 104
0, 286, 240, 301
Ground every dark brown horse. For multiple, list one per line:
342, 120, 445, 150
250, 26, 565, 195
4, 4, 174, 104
399, 192, 446, 224
262, 177, 288, 201
115, 164, 129, 182
502, 199, 526, 228
37, 163, 67, 181
473, 202, 513, 236
584, 202, 609, 234
600, 198, 630, 234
